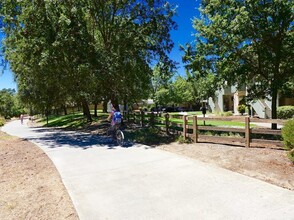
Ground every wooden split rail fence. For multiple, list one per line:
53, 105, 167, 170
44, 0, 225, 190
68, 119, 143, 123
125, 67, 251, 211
123, 111, 286, 149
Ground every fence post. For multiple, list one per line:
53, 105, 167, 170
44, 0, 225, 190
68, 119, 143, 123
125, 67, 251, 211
150, 112, 154, 127
123, 110, 127, 121
193, 115, 198, 143
165, 113, 169, 134
245, 116, 250, 147
183, 115, 187, 140
141, 110, 144, 127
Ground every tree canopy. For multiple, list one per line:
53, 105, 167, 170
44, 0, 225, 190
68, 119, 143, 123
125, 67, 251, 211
0, 89, 24, 118
184, 0, 294, 123
1, 0, 177, 120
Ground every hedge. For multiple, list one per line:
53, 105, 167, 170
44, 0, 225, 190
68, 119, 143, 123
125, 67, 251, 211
282, 119, 294, 163
277, 106, 294, 119
0, 117, 5, 127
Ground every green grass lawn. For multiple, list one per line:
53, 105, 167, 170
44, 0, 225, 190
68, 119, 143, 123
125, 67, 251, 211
39, 112, 109, 128
40, 111, 255, 129
141, 112, 252, 128
168, 111, 202, 116
166, 117, 252, 128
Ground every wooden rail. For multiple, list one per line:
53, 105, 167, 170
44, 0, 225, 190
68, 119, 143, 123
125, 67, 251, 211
125, 111, 286, 149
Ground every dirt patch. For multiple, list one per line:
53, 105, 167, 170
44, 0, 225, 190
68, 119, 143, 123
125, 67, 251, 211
158, 142, 294, 191
0, 131, 79, 220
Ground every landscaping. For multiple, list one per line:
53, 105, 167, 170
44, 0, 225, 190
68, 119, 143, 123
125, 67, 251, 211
0, 131, 78, 220
0, 0, 293, 218
34, 111, 288, 158
1, 119, 293, 220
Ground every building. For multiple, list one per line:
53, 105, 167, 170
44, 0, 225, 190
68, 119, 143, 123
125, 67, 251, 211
208, 85, 294, 118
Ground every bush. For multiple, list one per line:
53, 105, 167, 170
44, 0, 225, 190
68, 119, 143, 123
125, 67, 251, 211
222, 111, 233, 117
282, 119, 294, 163
177, 135, 192, 144
0, 117, 5, 127
216, 111, 233, 117
277, 106, 294, 119
237, 104, 246, 115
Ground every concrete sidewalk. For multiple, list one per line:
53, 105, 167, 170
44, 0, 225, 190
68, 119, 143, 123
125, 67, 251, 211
2, 120, 294, 220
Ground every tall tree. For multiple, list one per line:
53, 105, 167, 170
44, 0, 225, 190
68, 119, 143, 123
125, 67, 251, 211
185, 0, 294, 128
86, 0, 177, 105
0, 89, 24, 118
170, 76, 194, 106
2, 0, 177, 120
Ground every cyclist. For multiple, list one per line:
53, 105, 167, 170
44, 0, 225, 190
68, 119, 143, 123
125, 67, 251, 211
107, 104, 122, 132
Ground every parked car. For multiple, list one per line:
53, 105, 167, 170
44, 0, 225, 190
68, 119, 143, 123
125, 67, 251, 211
176, 107, 188, 112
150, 106, 164, 112
162, 106, 176, 112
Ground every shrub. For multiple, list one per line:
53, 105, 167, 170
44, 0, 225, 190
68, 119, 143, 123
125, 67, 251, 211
0, 117, 5, 127
215, 111, 233, 117
237, 104, 246, 115
277, 106, 294, 119
282, 119, 294, 163
177, 135, 192, 144
223, 111, 233, 117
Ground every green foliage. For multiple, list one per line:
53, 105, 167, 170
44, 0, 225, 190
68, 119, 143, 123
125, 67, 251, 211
177, 135, 192, 144
151, 62, 175, 103
40, 113, 86, 128
198, 130, 244, 138
171, 76, 194, 105
0, 89, 25, 118
126, 127, 174, 145
282, 119, 294, 163
216, 111, 233, 117
0, 117, 5, 127
154, 87, 172, 106
1, 0, 177, 120
153, 76, 196, 106
277, 106, 294, 119
184, 0, 294, 120
181, 61, 218, 103
237, 104, 246, 115
223, 111, 234, 117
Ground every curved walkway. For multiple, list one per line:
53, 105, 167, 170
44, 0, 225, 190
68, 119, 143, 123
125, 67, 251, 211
2, 119, 294, 220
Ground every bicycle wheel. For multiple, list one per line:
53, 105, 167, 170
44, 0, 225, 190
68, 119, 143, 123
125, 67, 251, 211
116, 129, 124, 146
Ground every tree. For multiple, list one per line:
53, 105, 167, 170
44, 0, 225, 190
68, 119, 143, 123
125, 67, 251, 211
170, 76, 194, 106
151, 62, 175, 107
0, 15, 7, 73
2, 0, 177, 121
154, 87, 172, 106
0, 89, 24, 118
185, 0, 294, 128
86, 0, 177, 105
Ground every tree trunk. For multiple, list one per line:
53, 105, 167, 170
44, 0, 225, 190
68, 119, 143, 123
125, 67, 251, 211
123, 100, 127, 111
63, 105, 67, 115
94, 102, 98, 117
103, 101, 108, 113
45, 108, 49, 125
271, 88, 278, 130
81, 99, 92, 122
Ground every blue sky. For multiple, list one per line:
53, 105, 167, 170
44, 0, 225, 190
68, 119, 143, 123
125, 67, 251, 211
0, 0, 200, 90
169, 0, 200, 77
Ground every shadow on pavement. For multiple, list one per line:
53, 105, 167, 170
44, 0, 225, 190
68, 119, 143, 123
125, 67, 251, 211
25, 126, 134, 150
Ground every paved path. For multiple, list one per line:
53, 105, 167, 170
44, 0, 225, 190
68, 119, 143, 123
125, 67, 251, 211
2, 119, 294, 220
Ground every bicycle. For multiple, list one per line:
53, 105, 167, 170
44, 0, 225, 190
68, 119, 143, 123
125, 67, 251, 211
107, 124, 125, 146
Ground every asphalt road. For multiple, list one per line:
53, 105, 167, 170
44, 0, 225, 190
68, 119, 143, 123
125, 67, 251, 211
2, 119, 294, 220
